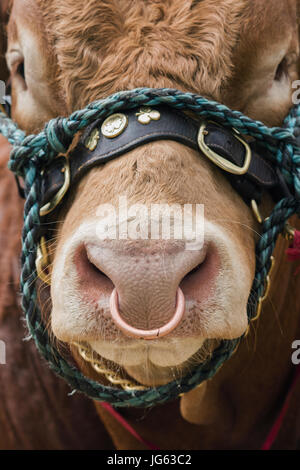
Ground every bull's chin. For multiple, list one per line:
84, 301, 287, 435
88, 337, 205, 367
86, 337, 219, 387
124, 361, 185, 386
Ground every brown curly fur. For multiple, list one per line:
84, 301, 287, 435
37, 0, 244, 110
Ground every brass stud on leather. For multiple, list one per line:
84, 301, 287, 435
136, 107, 161, 124
101, 113, 128, 138
85, 128, 100, 151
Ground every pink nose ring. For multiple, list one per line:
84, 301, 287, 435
109, 287, 185, 340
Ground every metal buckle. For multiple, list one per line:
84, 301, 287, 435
36, 236, 51, 285
198, 121, 252, 176
39, 155, 70, 217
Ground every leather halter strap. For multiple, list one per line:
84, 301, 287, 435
39, 105, 288, 213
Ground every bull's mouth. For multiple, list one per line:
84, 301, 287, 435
50, 220, 252, 388
72, 337, 220, 387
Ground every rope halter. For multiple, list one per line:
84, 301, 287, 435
0, 87, 300, 407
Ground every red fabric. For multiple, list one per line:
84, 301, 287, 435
102, 362, 300, 452
103, 362, 300, 452
261, 364, 300, 450
286, 230, 300, 275
100, 402, 160, 450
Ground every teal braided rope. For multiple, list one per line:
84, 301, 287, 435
250, 105, 300, 312
4, 88, 297, 177
1, 87, 300, 407
251, 198, 300, 310
0, 113, 25, 145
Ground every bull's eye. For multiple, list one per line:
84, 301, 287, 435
274, 57, 288, 82
16, 61, 25, 81
274, 53, 298, 82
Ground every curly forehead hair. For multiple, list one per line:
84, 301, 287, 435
35, 0, 245, 111
4, 0, 300, 116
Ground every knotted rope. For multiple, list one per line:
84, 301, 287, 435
1, 88, 300, 407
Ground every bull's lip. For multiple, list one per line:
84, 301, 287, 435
86, 336, 218, 368
72, 337, 220, 387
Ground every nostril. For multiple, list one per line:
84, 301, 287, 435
182, 262, 205, 281
74, 245, 114, 300
180, 252, 209, 285
180, 248, 220, 301
88, 258, 110, 280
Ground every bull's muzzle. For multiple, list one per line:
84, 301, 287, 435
109, 287, 185, 340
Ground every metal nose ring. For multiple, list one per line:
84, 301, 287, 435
109, 287, 185, 340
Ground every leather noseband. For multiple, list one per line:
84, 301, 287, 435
35, 105, 291, 215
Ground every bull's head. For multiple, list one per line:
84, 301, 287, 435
2, 0, 299, 398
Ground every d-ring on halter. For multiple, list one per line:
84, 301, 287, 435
198, 121, 252, 175
110, 287, 185, 340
